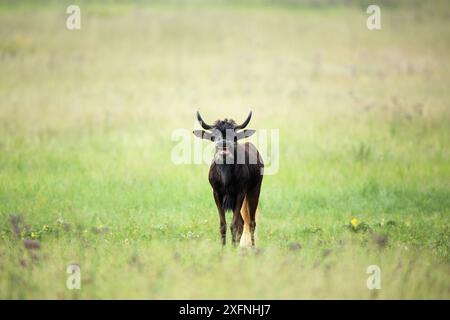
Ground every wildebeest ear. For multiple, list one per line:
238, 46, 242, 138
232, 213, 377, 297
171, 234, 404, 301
236, 129, 256, 140
193, 130, 213, 140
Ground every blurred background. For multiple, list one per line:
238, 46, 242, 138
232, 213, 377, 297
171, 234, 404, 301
0, 0, 449, 299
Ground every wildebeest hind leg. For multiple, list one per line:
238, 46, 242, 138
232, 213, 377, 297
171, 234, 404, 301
246, 186, 261, 247
239, 197, 252, 247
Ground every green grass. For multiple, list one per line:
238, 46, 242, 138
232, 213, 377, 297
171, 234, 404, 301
0, 0, 449, 299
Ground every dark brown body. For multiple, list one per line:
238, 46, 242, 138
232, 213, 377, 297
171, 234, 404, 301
208, 142, 264, 246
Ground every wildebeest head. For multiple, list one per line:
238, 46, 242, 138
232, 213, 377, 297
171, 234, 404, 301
193, 110, 256, 163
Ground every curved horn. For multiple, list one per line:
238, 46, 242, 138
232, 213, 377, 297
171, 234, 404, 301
196, 110, 213, 130
235, 110, 252, 130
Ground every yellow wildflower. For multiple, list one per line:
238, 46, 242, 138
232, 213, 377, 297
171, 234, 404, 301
351, 218, 359, 229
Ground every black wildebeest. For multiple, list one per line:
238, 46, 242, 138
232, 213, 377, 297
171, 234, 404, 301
193, 110, 264, 247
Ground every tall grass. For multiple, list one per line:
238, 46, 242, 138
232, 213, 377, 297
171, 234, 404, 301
0, 1, 449, 299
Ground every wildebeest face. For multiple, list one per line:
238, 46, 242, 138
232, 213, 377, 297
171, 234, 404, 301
193, 111, 256, 164
211, 121, 238, 163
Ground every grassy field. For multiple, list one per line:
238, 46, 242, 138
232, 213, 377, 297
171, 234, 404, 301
0, 0, 449, 299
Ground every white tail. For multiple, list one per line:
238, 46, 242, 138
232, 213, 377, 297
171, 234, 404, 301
239, 196, 259, 247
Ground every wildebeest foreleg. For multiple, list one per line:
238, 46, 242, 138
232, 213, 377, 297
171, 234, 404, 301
231, 193, 245, 246
213, 191, 226, 246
